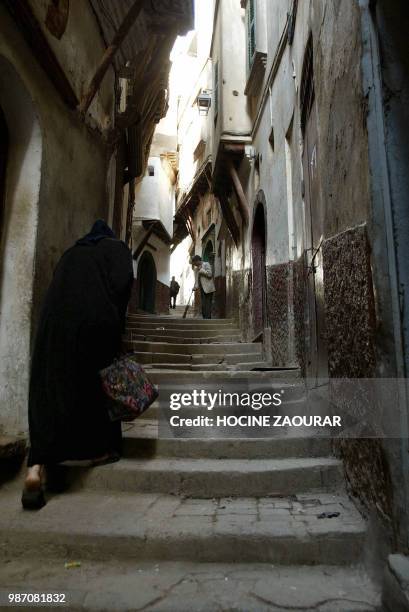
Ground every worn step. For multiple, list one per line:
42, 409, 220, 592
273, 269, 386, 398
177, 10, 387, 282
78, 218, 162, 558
147, 368, 302, 384
126, 333, 243, 344
0, 558, 381, 611
66, 457, 343, 498
122, 423, 333, 459
126, 326, 241, 342
132, 351, 264, 366
0, 490, 366, 565
127, 341, 262, 355
143, 361, 270, 371
127, 321, 238, 331
128, 315, 236, 325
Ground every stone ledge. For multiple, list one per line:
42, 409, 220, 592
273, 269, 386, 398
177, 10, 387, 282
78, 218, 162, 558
0, 435, 27, 460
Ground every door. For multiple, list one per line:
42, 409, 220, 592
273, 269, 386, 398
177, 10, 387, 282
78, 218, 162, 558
0, 105, 8, 237
252, 203, 267, 336
302, 98, 328, 384
137, 251, 157, 313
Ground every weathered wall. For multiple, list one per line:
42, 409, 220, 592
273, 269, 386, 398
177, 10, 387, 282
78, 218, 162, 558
0, 6, 111, 436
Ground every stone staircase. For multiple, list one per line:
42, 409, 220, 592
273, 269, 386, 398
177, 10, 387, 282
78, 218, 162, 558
0, 314, 381, 610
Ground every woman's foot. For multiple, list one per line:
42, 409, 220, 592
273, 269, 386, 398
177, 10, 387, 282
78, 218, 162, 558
22, 465, 46, 510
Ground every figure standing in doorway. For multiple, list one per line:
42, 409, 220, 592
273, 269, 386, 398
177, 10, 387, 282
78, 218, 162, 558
169, 276, 180, 309
192, 255, 216, 319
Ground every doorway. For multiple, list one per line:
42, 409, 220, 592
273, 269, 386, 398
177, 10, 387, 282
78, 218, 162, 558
301, 36, 328, 384
137, 250, 157, 313
0, 105, 8, 237
251, 201, 267, 336
202, 239, 214, 268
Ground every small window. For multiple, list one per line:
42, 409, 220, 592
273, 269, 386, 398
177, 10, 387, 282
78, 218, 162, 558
147, 165, 155, 177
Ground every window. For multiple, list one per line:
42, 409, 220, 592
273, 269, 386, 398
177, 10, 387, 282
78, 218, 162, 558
207, 209, 211, 227
147, 164, 155, 177
247, 0, 256, 68
213, 61, 219, 121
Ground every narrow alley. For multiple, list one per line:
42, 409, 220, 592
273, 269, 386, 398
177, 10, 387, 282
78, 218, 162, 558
0, 0, 409, 610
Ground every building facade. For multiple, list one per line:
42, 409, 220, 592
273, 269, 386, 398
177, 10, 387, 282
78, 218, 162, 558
174, 0, 409, 550
0, 0, 193, 439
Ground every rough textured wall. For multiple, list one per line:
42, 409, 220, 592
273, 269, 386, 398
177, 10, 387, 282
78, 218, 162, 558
322, 225, 376, 378
266, 263, 290, 367
293, 256, 306, 374
323, 224, 393, 524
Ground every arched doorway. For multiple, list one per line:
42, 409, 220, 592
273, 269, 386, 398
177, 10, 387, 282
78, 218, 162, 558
202, 239, 214, 269
252, 201, 267, 336
137, 250, 157, 313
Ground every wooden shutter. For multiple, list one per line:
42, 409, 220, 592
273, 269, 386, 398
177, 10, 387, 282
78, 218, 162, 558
247, 0, 256, 68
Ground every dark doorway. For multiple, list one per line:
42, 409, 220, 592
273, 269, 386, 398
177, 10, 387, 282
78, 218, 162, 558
202, 239, 214, 268
137, 250, 157, 313
0, 105, 8, 238
251, 202, 266, 336
301, 36, 328, 384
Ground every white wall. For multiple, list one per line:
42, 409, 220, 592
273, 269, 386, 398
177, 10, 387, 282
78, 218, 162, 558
133, 156, 174, 237
0, 57, 42, 436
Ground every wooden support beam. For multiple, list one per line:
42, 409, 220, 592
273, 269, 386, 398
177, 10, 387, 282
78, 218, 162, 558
4, 0, 78, 109
218, 192, 240, 246
133, 221, 158, 261
79, 0, 145, 116
227, 159, 249, 225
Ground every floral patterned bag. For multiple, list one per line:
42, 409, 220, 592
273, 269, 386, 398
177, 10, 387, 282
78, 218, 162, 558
100, 355, 158, 422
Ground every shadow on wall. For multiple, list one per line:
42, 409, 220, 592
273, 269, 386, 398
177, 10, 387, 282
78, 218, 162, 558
0, 56, 42, 437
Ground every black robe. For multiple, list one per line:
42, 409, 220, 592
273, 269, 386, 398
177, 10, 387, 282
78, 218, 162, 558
27, 237, 133, 466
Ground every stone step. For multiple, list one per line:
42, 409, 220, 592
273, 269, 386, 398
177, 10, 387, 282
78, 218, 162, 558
127, 319, 238, 331
66, 457, 343, 498
0, 490, 366, 566
125, 333, 243, 344
143, 361, 270, 371
0, 558, 381, 611
127, 341, 263, 355
122, 422, 333, 459
126, 326, 242, 342
147, 368, 302, 384
126, 323, 239, 333
128, 314, 236, 325
132, 351, 264, 366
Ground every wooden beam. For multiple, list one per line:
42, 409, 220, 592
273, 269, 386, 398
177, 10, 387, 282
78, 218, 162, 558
4, 0, 78, 109
133, 222, 158, 261
79, 0, 145, 116
228, 159, 249, 225
218, 192, 240, 246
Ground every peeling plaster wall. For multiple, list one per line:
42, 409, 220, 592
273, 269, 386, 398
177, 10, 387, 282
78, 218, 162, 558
0, 58, 42, 437
0, 6, 111, 436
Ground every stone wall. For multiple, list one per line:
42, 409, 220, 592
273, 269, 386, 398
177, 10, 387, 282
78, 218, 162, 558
323, 224, 394, 525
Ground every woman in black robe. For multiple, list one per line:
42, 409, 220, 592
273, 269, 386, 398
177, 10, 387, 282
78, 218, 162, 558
22, 221, 134, 509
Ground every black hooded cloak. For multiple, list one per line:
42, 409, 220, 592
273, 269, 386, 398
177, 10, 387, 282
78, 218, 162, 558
27, 221, 134, 466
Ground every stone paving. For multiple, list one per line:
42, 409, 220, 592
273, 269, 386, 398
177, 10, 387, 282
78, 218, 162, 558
0, 560, 380, 611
